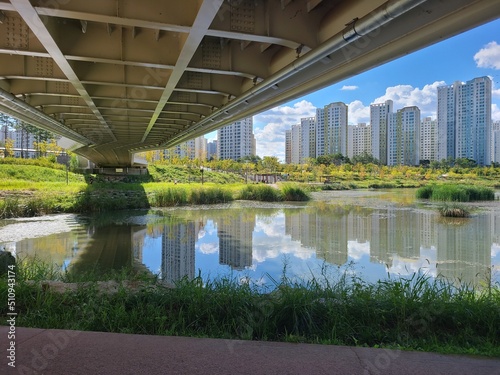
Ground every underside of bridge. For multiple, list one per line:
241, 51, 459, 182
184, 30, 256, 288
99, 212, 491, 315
0, 0, 498, 167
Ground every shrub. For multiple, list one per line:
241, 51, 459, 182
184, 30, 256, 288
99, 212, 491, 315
280, 184, 310, 201
438, 203, 471, 218
153, 187, 189, 207
189, 187, 233, 204
238, 185, 283, 202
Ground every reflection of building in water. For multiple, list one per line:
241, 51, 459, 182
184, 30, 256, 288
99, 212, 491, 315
286, 205, 495, 285
132, 227, 147, 263
394, 209, 420, 260
315, 210, 348, 266
285, 211, 302, 242
370, 212, 392, 265
284, 208, 349, 266
162, 221, 196, 283
436, 214, 491, 286
347, 210, 371, 244
492, 213, 500, 246
370, 209, 420, 265
218, 212, 254, 270
13, 230, 84, 266
418, 211, 437, 248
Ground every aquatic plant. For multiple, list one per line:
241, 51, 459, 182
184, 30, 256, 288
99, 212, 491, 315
238, 185, 283, 201
416, 184, 494, 202
437, 203, 471, 218
280, 184, 310, 201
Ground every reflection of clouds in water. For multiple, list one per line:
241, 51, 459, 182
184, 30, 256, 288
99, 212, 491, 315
204, 220, 217, 236
254, 217, 285, 238
492, 244, 500, 272
198, 242, 219, 254
388, 246, 437, 277
492, 243, 499, 258
252, 215, 313, 262
252, 238, 313, 262
0, 214, 76, 243
197, 229, 206, 239
348, 241, 370, 260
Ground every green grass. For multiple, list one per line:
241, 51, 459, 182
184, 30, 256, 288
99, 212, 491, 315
280, 183, 311, 201
416, 184, 495, 202
148, 164, 243, 184
0, 163, 84, 183
238, 185, 284, 201
2, 259, 499, 357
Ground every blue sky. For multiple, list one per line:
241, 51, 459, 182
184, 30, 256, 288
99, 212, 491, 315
207, 18, 500, 161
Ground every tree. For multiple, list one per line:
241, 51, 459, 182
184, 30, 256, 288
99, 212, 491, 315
261, 156, 281, 173
4, 138, 14, 158
352, 152, 379, 165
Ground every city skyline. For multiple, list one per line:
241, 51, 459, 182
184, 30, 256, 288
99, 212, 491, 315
206, 18, 500, 161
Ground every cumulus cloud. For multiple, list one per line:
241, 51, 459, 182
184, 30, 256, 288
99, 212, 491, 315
342, 82, 445, 123
372, 81, 445, 118
198, 242, 219, 254
347, 100, 370, 124
474, 41, 500, 70
491, 76, 500, 98
493, 104, 500, 121
348, 240, 370, 260
254, 100, 316, 159
341, 85, 359, 91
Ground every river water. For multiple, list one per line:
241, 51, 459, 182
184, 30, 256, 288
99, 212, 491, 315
1, 189, 499, 289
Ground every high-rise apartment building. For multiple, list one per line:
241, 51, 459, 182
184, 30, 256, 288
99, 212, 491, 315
323, 102, 348, 156
291, 124, 302, 164
370, 100, 393, 165
285, 129, 292, 164
437, 77, 492, 165
420, 117, 438, 162
217, 117, 255, 160
300, 117, 316, 161
315, 108, 325, 157
492, 121, 500, 164
347, 123, 371, 159
194, 136, 207, 160
388, 106, 420, 166
207, 140, 217, 160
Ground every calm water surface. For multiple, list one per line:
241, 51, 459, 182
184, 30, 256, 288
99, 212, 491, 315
1, 189, 499, 288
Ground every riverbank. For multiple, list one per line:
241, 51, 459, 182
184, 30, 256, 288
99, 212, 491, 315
1, 260, 499, 357
1, 161, 499, 219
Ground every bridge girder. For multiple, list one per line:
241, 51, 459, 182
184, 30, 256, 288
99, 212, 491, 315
0, 0, 498, 166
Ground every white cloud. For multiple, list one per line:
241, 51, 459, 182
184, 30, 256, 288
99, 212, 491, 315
343, 82, 445, 123
341, 85, 359, 91
254, 100, 316, 159
198, 242, 219, 254
373, 81, 445, 118
474, 41, 500, 70
347, 100, 370, 124
493, 104, 500, 121
490, 75, 500, 98
348, 240, 370, 260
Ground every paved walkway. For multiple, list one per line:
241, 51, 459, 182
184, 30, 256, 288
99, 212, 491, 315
1, 327, 499, 375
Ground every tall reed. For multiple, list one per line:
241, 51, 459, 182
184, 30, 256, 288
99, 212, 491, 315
5, 260, 499, 357
416, 184, 494, 201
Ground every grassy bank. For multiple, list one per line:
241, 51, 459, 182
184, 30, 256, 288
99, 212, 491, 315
2, 260, 499, 357
0, 160, 311, 217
